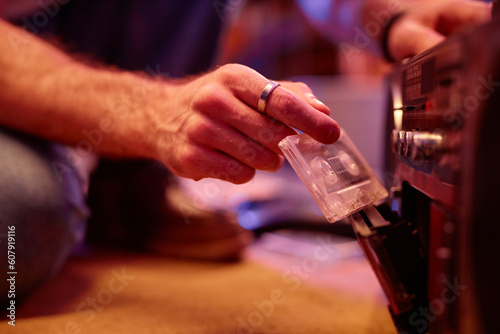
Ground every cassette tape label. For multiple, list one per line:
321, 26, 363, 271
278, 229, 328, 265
279, 131, 388, 223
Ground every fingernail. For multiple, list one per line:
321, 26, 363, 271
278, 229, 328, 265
328, 126, 341, 142
305, 92, 327, 106
314, 98, 327, 107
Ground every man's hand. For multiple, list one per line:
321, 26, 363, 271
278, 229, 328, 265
387, 0, 491, 61
0, 21, 339, 185
151, 64, 340, 184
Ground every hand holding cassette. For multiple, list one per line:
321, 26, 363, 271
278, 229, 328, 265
279, 130, 388, 223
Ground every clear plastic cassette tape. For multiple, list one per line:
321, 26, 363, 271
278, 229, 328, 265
279, 130, 388, 223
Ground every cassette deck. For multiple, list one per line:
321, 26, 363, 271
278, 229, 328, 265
280, 8, 500, 334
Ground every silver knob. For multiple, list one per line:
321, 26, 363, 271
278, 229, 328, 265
404, 131, 413, 156
411, 132, 444, 160
397, 130, 406, 155
392, 129, 400, 153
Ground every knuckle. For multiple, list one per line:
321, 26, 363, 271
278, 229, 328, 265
185, 118, 213, 140
216, 64, 237, 82
191, 83, 221, 110
295, 81, 311, 92
215, 63, 249, 86
181, 148, 208, 173
219, 63, 243, 75
272, 90, 296, 116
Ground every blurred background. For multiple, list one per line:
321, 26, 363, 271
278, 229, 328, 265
216, 0, 389, 78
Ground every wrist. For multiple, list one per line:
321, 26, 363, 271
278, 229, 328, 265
380, 12, 406, 62
106, 72, 172, 160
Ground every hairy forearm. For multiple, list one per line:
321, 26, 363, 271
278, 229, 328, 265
0, 19, 165, 159
0, 19, 341, 183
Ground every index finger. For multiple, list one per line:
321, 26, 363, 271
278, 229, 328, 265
225, 65, 340, 144
264, 85, 340, 144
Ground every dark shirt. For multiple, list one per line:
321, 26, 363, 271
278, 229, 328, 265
15, 0, 229, 77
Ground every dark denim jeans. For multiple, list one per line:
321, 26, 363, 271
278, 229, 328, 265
0, 128, 88, 304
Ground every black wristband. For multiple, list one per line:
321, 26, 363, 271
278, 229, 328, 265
381, 12, 405, 62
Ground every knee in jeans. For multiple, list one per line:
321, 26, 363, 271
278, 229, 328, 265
0, 130, 89, 303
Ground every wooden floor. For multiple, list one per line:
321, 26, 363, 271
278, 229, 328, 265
2, 231, 396, 334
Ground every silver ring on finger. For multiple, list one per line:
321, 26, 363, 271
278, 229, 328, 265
257, 81, 280, 115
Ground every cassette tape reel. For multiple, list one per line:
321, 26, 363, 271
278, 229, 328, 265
279, 130, 388, 223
